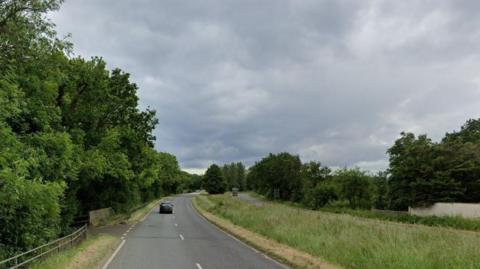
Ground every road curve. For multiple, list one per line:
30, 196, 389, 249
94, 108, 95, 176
106, 194, 288, 269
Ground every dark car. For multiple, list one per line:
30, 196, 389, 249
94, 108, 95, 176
159, 201, 174, 214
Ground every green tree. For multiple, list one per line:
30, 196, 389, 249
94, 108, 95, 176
0, 0, 187, 257
247, 153, 302, 201
236, 162, 246, 190
204, 164, 226, 194
387, 132, 464, 209
303, 182, 337, 209
335, 168, 374, 209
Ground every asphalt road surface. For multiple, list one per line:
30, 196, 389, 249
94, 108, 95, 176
106, 194, 288, 269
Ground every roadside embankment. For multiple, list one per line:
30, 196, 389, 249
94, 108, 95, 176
30, 235, 119, 269
194, 194, 480, 269
193, 195, 341, 269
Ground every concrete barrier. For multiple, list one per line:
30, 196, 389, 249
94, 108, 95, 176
89, 207, 113, 226
409, 203, 480, 218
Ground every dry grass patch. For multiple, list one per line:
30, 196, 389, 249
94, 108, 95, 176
30, 234, 119, 269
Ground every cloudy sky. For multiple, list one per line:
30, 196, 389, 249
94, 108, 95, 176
50, 0, 480, 174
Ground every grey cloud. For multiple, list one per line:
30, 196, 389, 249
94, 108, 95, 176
49, 0, 480, 172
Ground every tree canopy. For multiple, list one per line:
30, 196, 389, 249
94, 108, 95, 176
0, 0, 186, 259
203, 164, 226, 194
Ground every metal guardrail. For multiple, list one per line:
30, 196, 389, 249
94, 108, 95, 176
0, 224, 88, 269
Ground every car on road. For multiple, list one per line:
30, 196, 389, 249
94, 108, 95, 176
159, 201, 174, 214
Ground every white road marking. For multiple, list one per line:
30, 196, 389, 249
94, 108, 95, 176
191, 200, 290, 269
195, 263, 203, 269
122, 233, 127, 237
179, 234, 184, 240
102, 239, 125, 269
174, 223, 178, 227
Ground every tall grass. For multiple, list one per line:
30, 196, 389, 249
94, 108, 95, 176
196, 194, 480, 269
30, 235, 118, 269
249, 191, 480, 232
322, 207, 480, 232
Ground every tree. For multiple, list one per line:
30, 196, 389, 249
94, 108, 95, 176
247, 153, 302, 201
443, 119, 480, 144
335, 168, 374, 209
387, 132, 464, 209
203, 164, 226, 194
372, 172, 389, 209
0, 1, 187, 257
236, 162, 246, 190
303, 182, 337, 209
221, 162, 246, 191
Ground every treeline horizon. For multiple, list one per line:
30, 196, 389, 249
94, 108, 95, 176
203, 118, 480, 212
0, 0, 192, 259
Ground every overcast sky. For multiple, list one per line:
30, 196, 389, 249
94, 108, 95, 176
50, 0, 480, 174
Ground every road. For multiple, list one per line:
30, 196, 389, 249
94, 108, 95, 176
106, 194, 288, 269
237, 193, 264, 207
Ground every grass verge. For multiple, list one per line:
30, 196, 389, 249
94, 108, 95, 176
193, 195, 340, 269
249, 191, 480, 232
196, 194, 480, 269
100, 198, 166, 226
321, 207, 480, 232
30, 235, 119, 269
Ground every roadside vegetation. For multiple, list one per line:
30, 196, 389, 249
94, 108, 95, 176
97, 198, 165, 227
201, 119, 480, 235
0, 0, 198, 260
320, 207, 480, 232
30, 235, 119, 269
196, 194, 480, 269
249, 191, 480, 232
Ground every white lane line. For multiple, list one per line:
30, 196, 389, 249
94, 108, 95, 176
174, 223, 178, 227
102, 239, 125, 269
195, 263, 203, 269
190, 200, 290, 269
122, 233, 127, 237
179, 234, 184, 240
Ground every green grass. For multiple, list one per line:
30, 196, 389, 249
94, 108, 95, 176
321, 207, 480, 232
196, 194, 480, 269
30, 235, 118, 269
246, 191, 480, 232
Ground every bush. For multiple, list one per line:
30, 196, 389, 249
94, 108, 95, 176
0, 171, 64, 258
335, 168, 375, 209
303, 183, 337, 209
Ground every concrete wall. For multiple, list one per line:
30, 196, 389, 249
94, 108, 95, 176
409, 203, 480, 218
89, 207, 113, 226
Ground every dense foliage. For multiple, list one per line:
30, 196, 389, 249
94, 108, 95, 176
388, 120, 480, 210
247, 153, 303, 200
179, 171, 203, 192
203, 164, 226, 194
0, 0, 185, 259
247, 119, 480, 212
221, 162, 246, 191
246, 153, 376, 209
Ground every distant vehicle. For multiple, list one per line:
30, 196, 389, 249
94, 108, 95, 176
232, 187, 239, 196
159, 201, 174, 214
